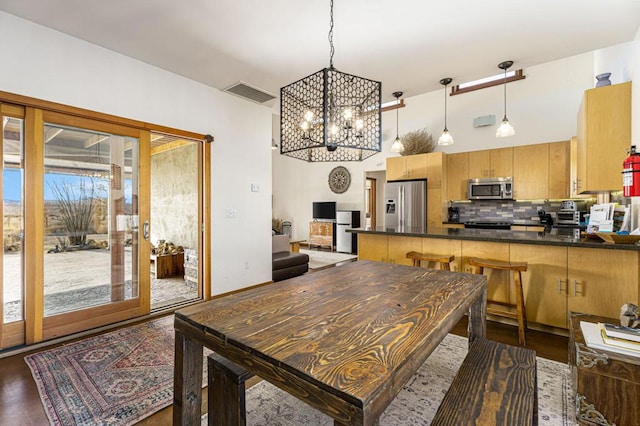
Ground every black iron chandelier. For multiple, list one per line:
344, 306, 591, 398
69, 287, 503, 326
279, 0, 382, 162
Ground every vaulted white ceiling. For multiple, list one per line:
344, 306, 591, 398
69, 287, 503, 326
1, 0, 639, 104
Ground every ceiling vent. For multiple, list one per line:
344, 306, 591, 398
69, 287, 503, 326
224, 81, 276, 104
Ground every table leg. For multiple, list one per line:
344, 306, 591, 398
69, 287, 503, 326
173, 329, 204, 425
467, 287, 487, 347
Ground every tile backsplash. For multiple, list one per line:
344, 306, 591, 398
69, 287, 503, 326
450, 199, 597, 223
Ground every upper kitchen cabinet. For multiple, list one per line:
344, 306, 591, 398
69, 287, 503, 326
513, 144, 549, 200
513, 141, 569, 200
386, 154, 427, 181
548, 141, 570, 199
446, 152, 469, 200
576, 82, 631, 193
468, 147, 513, 179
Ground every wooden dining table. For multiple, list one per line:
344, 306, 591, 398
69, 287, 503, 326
173, 260, 487, 425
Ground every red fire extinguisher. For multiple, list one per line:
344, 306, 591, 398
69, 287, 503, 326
623, 145, 640, 196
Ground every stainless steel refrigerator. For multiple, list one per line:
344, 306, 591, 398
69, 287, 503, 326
384, 180, 427, 232
336, 210, 360, 254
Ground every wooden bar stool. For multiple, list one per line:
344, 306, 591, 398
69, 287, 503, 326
468, 257, 528, 346
406, 251, 455, 271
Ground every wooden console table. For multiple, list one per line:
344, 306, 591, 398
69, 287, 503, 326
569, 312, 640, 426
309, 221, 333, 250
150, 252, 184, 278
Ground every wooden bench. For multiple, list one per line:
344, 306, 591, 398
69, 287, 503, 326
207, 352, 255, 426
431, 338, 538, 426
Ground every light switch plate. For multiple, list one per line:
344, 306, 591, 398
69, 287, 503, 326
251, 184, 260, 192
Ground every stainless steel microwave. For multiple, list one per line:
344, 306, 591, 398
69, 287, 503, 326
468, 177, 513, 200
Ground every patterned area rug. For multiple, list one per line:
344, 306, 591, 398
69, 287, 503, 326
205, 333, 575, 425
300, 248, 357, 270
25, 316, 204, 426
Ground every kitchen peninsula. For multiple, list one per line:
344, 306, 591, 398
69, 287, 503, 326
349, 226, 639, 331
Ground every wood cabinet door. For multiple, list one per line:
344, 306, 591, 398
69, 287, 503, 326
548, 141, 570, 199
357, 234, 388, 262
513, 144, 548, 200
579, 82, 631, 192
567, 247, 639, 319
386, 157, 406, 181
490, 147, 513, 177
461, 241, 510, 304
388, 236, 422, 265
405, 154, 428, 180
510, 244, 568, 328
421, 238, 462, 272
446, 152, 469, 200
426, 152, 444, 189
427, 188, 443, 229
468, 150, 490, 179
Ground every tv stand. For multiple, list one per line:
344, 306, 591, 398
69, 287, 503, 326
309, 221, 334, 251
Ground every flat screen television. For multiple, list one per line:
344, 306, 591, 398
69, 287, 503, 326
312, 201, 336, 220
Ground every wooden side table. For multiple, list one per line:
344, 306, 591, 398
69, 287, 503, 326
569, 312, 640, 426
150, 252, 185, 278
288, 240, 306, 253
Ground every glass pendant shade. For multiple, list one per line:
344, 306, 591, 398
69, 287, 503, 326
438, 130, 454, 146
437, 77, 454, 146
391, 136, 404, 153
496, 118, 515, 138
496, 60, 515, 138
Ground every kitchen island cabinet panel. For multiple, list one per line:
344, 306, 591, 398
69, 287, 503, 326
461, 241, 510, 305
357, 234, 388, 263
388, 236, 422, 265
509, 244, 568, 329
567, 247, 638, 319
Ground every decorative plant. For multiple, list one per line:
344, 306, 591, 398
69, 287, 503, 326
400, 128, 436, 156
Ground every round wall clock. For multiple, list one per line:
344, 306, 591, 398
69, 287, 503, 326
328, 166, 351, 194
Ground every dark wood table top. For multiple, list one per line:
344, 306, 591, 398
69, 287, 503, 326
175, 260, 486, 424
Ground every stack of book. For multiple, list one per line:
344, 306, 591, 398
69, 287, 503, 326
580, 321, 640, 357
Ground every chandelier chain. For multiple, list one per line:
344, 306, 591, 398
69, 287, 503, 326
328, 0, 335, 68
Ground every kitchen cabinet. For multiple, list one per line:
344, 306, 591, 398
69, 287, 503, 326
576, 82, 631, 193
386, 154, 428, 181
446, 152, 469, 200
548, 141, 570, 199
442, 223, 464, 229
567, 247, 638, 319
388, 236, 422, 265
426, 152, 445, 189
513, 144, 549, 200
421, 237, 462, 271
469, 147, 512, 179
461, 240, 511, 304
509, 244, 567, 328
357, 234, 388, 262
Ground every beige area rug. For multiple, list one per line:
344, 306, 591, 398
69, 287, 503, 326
204, 333, 575, 425
299, 248, 357, 270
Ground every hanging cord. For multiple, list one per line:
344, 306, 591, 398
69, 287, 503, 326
396, 104, 399, 138
443, 84, 448, 131
503, 68, 508, 120
328, 0, 335, 69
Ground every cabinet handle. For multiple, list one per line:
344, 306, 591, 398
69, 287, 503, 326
573, 279, 584, 296
557, 278, 561, 294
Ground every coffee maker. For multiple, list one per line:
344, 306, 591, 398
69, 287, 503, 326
447, 207, 460, 222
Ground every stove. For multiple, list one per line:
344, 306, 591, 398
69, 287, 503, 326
463, 220, 512, 230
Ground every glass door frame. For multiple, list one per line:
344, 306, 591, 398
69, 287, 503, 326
0, 89, 208, 349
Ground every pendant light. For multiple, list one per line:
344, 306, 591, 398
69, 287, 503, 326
496, 60, 515, 138
437, 78, 454, 146
390, 91, 404, 153
279, 0, 382, 162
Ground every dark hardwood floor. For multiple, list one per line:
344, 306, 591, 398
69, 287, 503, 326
0, 315, 568, 425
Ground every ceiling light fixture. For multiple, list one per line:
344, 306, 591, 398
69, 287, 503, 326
437, 78, 454, 146
390, 91, 404, 153
496, 60, 515, 138
279, 0, 382, 162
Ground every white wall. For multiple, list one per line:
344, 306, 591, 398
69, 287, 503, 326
273, 49, 616, 239
0, 12, 273, 296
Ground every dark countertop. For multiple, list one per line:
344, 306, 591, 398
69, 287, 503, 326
347, 226, 640, 251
